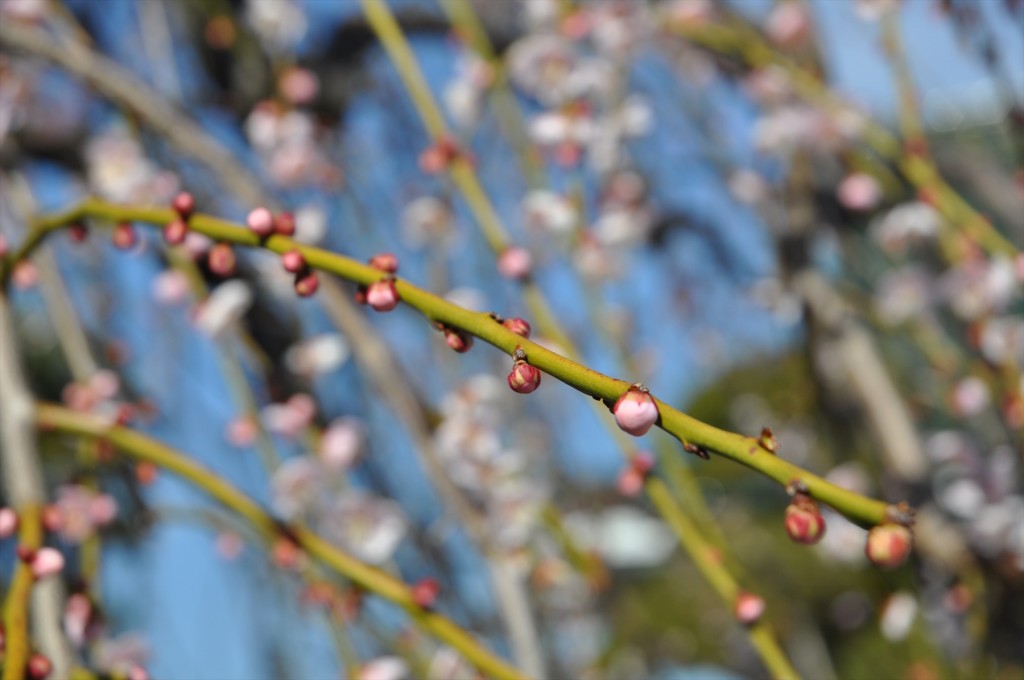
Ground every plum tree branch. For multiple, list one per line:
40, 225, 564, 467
33, 403, 528, 680
3, 199, 902, 531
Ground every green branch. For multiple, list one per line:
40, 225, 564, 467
2, 505, 42, 680
33, 403, 527, 680
7, 200, 899, 532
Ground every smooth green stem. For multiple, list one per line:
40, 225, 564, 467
646, 480, 800, 680
2, 504, 43, 680
34, 403, 528, 680
7, 199, 897, 529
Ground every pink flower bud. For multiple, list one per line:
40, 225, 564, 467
281, 249, 306, 273
294, 271, 320, 297
226, 416, 258, 447
632, 451, 655, 475
163, 218, 188, 245
0, 507, 18, 538
368, 253, 399, 274
275, 211, 296, 236
411, 578, 440, 609
172, 192, 195, 219
366, 279, 399, 311
734, 591, 766, 625
865, 523, 912, 569
784, 496, 825, 545
507, 359, 542, 394
27, 653, 53, 679
31, 547, 65, 579
11, 261, 38, 290
612, 385, 659, 436
616, 467, 644, 497
246, 207, 276, 237
498, 246, 532, 281
444, 328, 473, 353
502, 317, 532, 338
207, 243, 236, 277
837, 173, 882, 212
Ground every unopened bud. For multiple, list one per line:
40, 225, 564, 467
613, 385, 659, 436
866, 523, 912, 569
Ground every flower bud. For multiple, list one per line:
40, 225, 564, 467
207, 243, 236, 277
41, 505, 63, 533
246, 207, 276, 237
418, 136, 460, 175
172, 192, 195, 219
784, 495, 825, 545
444, 328, 473, 353
369, 252, 399, 274
411, 578, 440, 609
613, 385, 658, 436
498, 246, 532, 281
502, 317, 531, 338
112, 222, 137, 250
68, 222, 88, 243
0, 507, 18, 538
294, 271, 320, 297
733, 591, 766, 625
281, 249, 306, 273
27, 653, 53, 679
366, 279, 399, 312
275, 211, 296, 236
507, 359, 542, 394
30, 547, 65, 579
866, 523, 912, 569
163, 218, 189, 245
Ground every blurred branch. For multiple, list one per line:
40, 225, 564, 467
34, 403, 529, 680
6, 200, 903, 531
669, 14, 1019, 257
0, 291, 72, 679
0, 21, 266, 208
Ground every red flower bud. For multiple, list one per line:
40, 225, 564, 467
368, 252, 399, 274
207, 243, 236, 277
163, 218, 189, 245
411, 577, 440, 609
246, 207, 276, 237
27, 653, 53, 679
784, 495, 825, 545
294, 271, 320, 297
444, 328, 474, 353
613, 385, 658, 436
866, 523, 912, 569
68, 222, 88, 243
366, 279, 399, 312
502, 317, 532, 338
419, 136, 461, 175
16, 544, 36, 563
507, 358, 542, 394
112, 222, 137, 250
733, 591, 766, 625
172, 192, 195, 219
275, 211, 296, 236
281, 249, 306, 273
41, 505, 63, 533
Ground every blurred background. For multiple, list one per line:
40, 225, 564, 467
0, 0, 1022, 679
